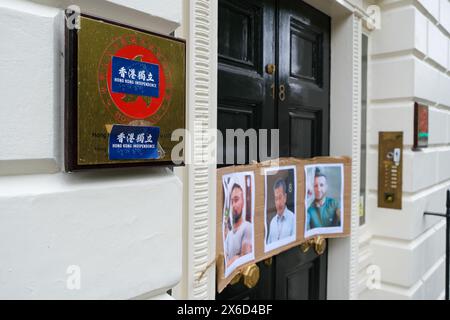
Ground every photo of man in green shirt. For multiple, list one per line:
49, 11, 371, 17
306, 167, 342, 233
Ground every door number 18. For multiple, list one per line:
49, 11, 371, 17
270, 84, 286, 101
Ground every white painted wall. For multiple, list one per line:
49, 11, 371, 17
30, 0, 181, 34
0, 0, 183, 299
0, 0, 61, 176
359, 0, 450, 300
0, 169, 182, 299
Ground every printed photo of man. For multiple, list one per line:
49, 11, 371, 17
267, 178, 295, 244
305, 164, 344, 238
224, 183, 253, 267
307, 167, 340, 229
264, 166, 297, 253
222, 172, 255, 276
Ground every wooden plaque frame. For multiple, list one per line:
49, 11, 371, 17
65, 13, 186, 171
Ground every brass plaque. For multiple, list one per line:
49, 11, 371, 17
65, 14, 186, 171
378, 132, 403, 210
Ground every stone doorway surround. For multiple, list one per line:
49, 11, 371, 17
174, 0, 376, 300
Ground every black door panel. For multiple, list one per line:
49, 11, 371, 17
218, 0, 276, 166
278, 0, 330, 158
218, 0, 263, 71
288, 108, 322, 158
275, 246, 328, 300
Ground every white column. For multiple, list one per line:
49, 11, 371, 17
174, 0, 218, 300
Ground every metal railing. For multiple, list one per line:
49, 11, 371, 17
424, 190, 450, 300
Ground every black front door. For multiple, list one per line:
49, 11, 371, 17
217, 0, 330, 300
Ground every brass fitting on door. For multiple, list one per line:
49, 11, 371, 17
264, 257, 273, 267
266, 63, 276, 75
230, 272, 242, 286
300, 239, 314, 253
314, 236, 327, 256
242, 264, 260, 289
